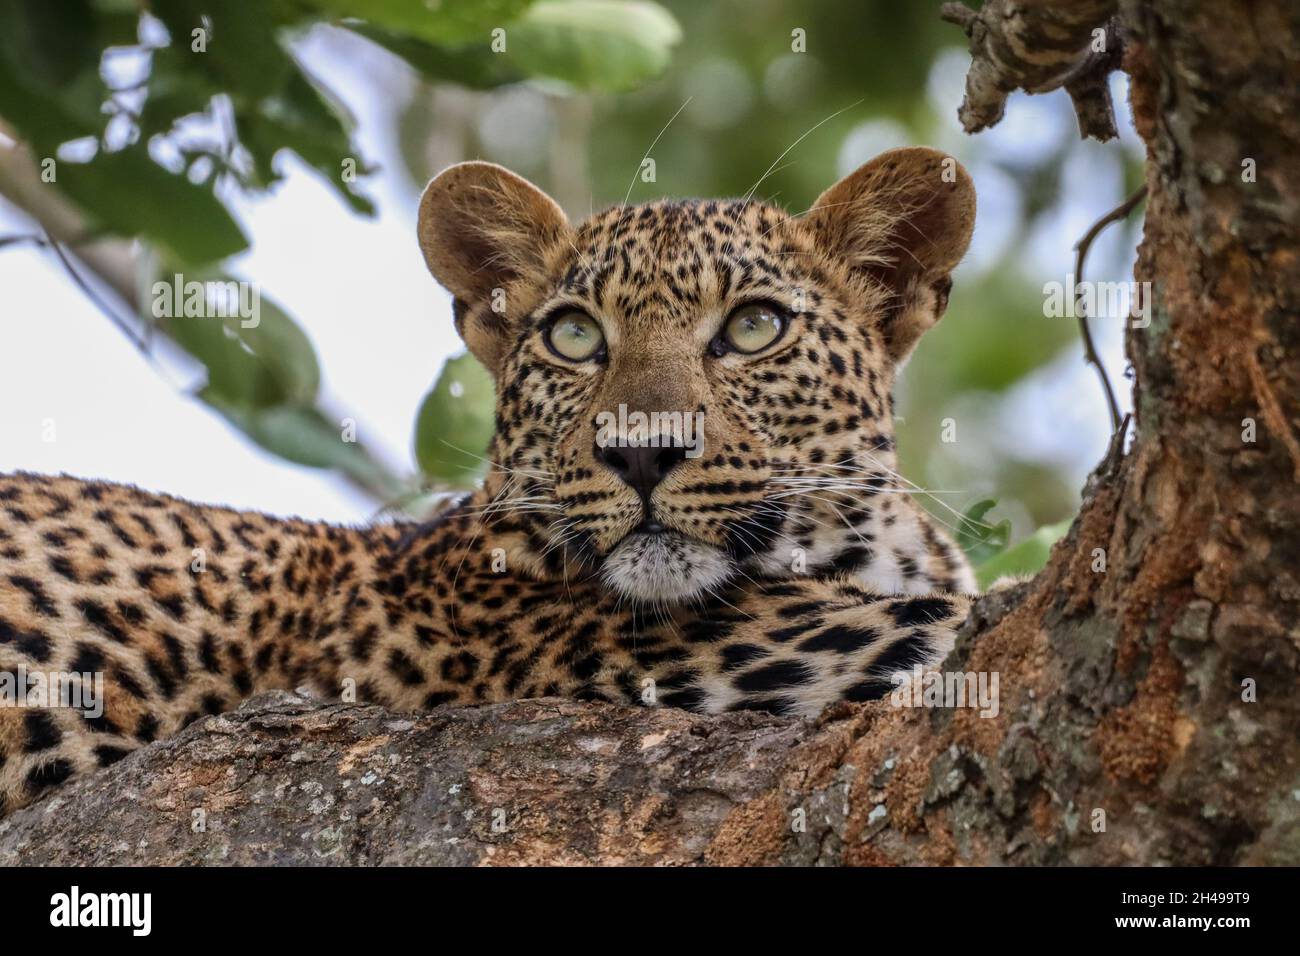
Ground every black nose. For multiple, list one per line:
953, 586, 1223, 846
595, 442, 687, 504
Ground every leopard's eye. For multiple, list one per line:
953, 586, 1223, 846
546, 311, 605, 362
722, 303, 785, 354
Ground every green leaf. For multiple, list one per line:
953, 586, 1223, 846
148, 1, 374, 213
345, 22, 525, 89
154, 276, 320, 408
234, 64, 377, 215
0, 0, 105, 148
55, 148, 249, 264
974, 520, 1071, 590
149, 0, 296, 98
0, 53, 95, 150
203, 399, 403, 498
414, 352, 496, 485
137, 45, 226, 138
956, 498, 1011, 565
316, 0, 533, 47
506, 0, 681, 92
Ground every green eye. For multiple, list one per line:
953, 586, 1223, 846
722, 303, 785, 354
546, 311, 605, 362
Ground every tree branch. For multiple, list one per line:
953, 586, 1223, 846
0, 141, 140, 307
0, 140, 407, 508
939, 0, 1123, 140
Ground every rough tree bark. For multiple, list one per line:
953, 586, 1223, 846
853, 0, 1300, 866
1, 0, 1297, 865
940, 0, 1123, 139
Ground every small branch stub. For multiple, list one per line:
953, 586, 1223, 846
940, 0, 1123, 141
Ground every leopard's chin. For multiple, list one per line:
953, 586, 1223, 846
601, 530, 732, 604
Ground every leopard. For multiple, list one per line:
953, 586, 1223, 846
0, 146, 978, 817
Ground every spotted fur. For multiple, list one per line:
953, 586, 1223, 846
0, 147, 977, 815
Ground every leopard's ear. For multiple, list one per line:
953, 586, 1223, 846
808, 147, 975, 365
418, 162, 570, 370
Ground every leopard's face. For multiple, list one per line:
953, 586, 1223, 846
419, 149, 977, 604
489, 200, 898, 603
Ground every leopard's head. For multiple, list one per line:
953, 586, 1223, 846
417, 148, 976, 605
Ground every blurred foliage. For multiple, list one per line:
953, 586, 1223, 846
955, 498, 1066, 589
159, 278, 319, 408
509, 1, 681, 92
957, 500, 1011, 567
415, 353, 496, 483
0, 0, 680, 500
973, 520, 1071, 590
0, 0, 1142, 579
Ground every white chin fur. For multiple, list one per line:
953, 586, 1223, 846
602, 532, 732, 604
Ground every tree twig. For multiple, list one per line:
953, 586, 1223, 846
1, 142, 407, 509
1073, 184, 1148, 433
42, 227, 155, 361
0, 233, 48, 249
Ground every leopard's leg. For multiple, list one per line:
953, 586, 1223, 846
644, 577, 971, 717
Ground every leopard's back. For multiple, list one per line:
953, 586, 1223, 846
0, 472, 371, 814
0, 470, 971, 818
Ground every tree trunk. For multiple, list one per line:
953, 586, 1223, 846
871, 0, 1300, 865
1, 0, 1295, 866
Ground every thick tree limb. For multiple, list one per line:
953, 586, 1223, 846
940, 0, 1123, 139
0, 691, 858, 865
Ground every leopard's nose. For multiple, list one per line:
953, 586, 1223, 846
594, 442, 687, 504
